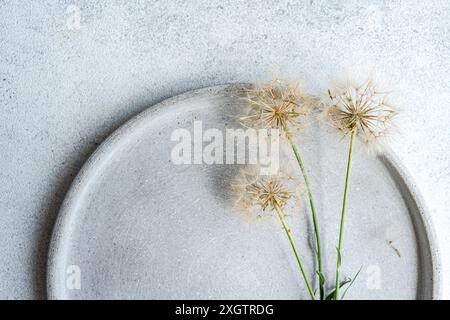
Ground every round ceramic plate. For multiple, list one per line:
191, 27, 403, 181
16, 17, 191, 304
47, 84, 440, 300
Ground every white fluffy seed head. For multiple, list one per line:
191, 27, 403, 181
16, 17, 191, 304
323, 79, 398, 153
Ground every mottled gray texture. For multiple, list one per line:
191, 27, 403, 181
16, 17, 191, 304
0, 0, 449, 299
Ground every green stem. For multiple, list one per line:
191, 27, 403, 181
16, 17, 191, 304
334, 129, 357, 300
284, 127, 324, 299
274, 203, 316, 300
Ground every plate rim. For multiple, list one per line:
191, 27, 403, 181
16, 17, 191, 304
46, 84, 441, 300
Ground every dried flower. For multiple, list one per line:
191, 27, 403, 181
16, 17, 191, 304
230, 166, 316, 299
324, 79, 397, 151
240, 80, 313, 132
239, 80, 325, 298
231, 166, 303, 217
324, 78, 399, 299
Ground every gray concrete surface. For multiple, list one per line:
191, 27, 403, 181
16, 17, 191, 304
0, 0, 449, 299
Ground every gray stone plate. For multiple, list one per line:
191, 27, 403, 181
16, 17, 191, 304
47, 84, 441, 300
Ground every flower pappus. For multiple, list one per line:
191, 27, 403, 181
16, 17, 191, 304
231, 166, 304, 220
240, 80, 314, 135
324, 79, 397, 153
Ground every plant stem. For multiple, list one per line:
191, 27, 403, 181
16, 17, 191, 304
274, 202, 316, 300
284, 127, 324, 299
334, 129, 357, 300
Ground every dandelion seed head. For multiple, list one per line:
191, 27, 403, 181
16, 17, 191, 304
240, 80, 314, 132
231, 166, 304, 220
323, 79, 397, 153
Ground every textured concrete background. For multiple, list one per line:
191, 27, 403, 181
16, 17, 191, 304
0, 0, 449, 299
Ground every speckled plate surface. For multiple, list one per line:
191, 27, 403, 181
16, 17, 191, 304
47, 84, 441, 300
